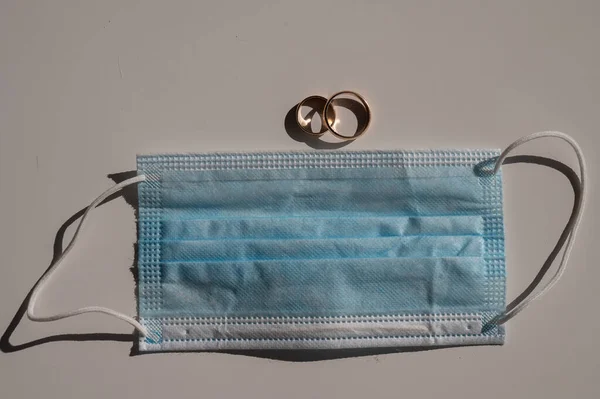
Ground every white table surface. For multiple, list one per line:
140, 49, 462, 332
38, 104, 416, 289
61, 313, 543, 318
1, 1, 599, 398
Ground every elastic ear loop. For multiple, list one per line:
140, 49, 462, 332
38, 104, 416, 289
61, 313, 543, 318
493, 131, 587, 324
27, 175, 149, 336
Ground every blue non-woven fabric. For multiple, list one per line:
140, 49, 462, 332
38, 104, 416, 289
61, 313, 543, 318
136, 150, 505, 351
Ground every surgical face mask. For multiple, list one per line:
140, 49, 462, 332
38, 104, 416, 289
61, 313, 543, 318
26, 132, 586, 352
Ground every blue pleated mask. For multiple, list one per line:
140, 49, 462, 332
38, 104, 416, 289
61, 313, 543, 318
27, 132, 586, 353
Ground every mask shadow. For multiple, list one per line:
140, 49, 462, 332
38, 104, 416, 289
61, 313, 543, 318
487, 155, 581, 325
0, 171, 141, 355
0, 155, 580, 360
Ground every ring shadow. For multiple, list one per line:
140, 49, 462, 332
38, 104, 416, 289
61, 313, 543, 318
0, 156, 580, 361
285, 98, 370, 149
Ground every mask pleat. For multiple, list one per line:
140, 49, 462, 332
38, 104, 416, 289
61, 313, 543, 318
159, 215, 483, 240
159, 257, 486, 317
158, 235, 484, 262
159, 167, 485, 219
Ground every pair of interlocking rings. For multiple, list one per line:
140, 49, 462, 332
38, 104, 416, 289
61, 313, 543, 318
295, 91, 371, 141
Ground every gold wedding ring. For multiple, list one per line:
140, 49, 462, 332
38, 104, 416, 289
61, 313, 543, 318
295, 91, 371, 141
296, 95, 336, 136
324, 91, 371, 141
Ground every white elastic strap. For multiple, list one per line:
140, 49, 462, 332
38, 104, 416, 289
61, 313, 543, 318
494, 131, 587, 324
27, 175, 149, 336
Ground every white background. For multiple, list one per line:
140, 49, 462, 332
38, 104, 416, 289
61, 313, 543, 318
1, 1, 598, 398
